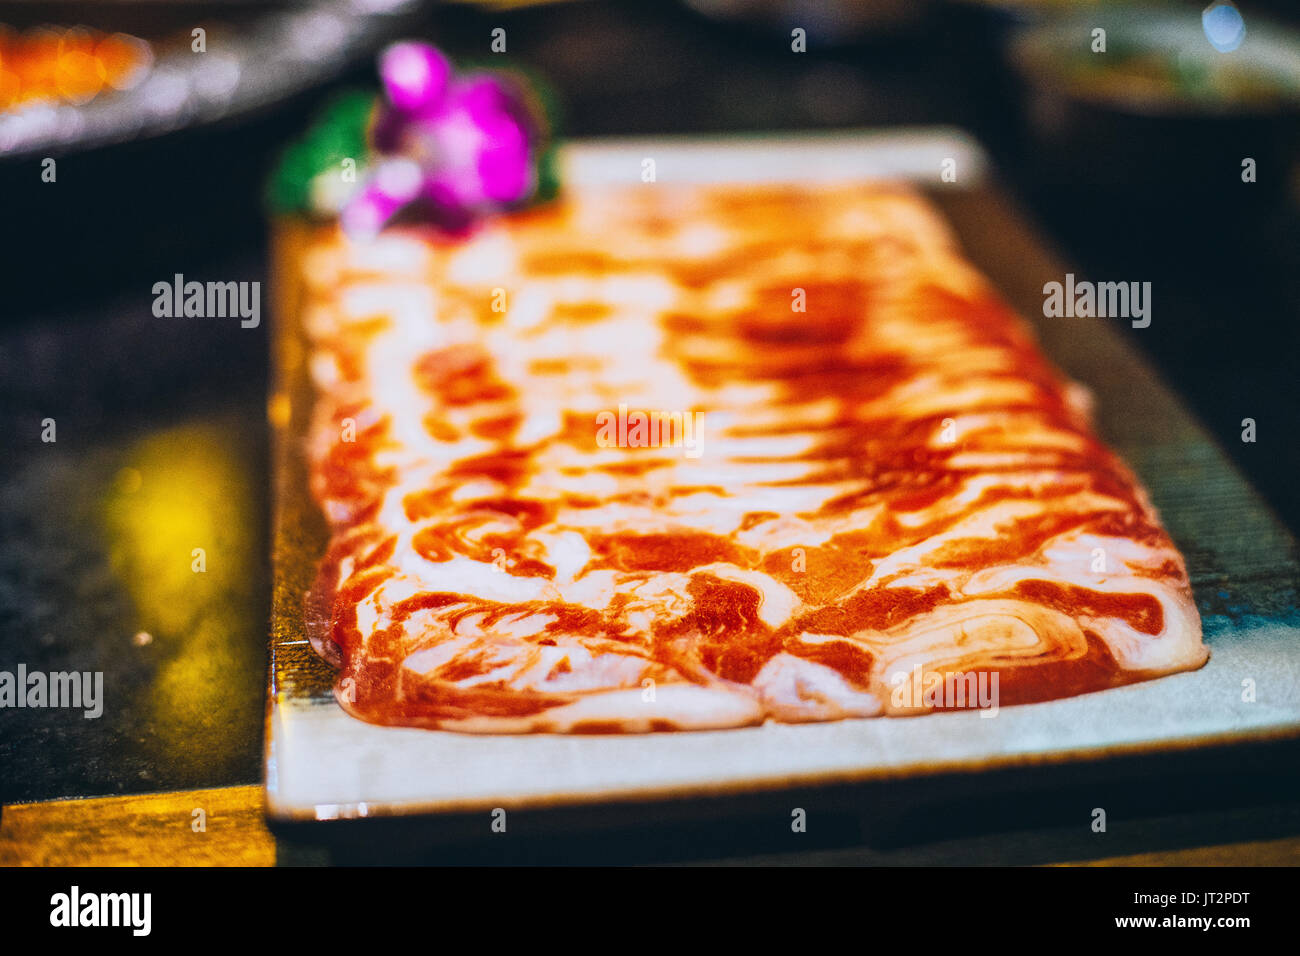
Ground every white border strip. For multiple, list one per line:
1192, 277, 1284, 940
561, 127, 988, 187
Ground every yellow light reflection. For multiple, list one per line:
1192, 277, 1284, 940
102, 421, 262, 777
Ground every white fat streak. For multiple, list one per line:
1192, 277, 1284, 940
534, 530, 592, 584
308, 352, 342, 390
525, 684, 764, 730
703, 432, 822, 459
868, 599, 1081, 680
403, 639, 472, 675
342, 234, 433, 275
708, 396, 840, 430
1040, 531, 1173, 574
339, 281, 432, 324
670, 460, 820, 486
704, 280, 751, 312
504, 283, 553, 331
387, 555, 553, 604
734, 513, 845, 552
959, 559, 1203, 671
673, 223, 730, 257
509, 645, 653, 693
539, 488, 839, 538
696, 563, 803, 629
928, 412, 1088, 452
891, 477, 1119, 531
517, 406, 566, 448
445, 230, 518, 284
865, 377, 1040, 420
304, 304, 342, 338
555, 569, 621, 611
753, 652, 882, 719
864, 492, 1129, 586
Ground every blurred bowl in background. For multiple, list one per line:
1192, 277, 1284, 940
0, 1, 426, 316
951, 0, 1176, 29
1009, 7, 1300, 197
0, 0, 425, 163
681, 0, 935, 44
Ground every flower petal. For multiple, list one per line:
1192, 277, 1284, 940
379, 42, 450, 114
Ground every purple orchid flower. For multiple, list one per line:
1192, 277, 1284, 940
342, 42, 541, 238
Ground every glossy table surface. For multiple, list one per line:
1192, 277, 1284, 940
2, 0, 1298, 865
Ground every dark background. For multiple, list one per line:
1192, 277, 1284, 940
1, 0, 1297, 861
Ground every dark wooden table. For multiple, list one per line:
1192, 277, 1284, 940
2, 0, 1298, 866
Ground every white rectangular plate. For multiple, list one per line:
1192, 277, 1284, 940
265, 129, 1300, 822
